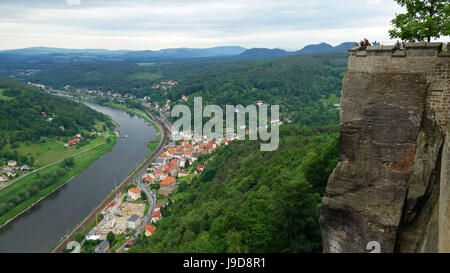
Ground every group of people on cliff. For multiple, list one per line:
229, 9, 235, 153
354, 39, 406, 50
355, 38, 379, 48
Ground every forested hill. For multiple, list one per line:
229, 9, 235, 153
28, 52, 347, 126
0, 76, 109, 145
129, 125, 339, 253
167, 53, 347, 126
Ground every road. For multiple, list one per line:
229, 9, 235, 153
53, 108, 169, 253
114, 108, 170, 252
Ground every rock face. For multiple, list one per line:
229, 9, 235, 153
320, 42, 449, 253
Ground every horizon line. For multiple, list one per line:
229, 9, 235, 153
0, 41, 358, 52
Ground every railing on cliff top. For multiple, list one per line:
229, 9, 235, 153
349, 42, 450, 58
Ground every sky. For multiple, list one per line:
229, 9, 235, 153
0, 0, 445, 51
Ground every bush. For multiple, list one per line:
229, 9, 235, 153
61, 157, 75, 168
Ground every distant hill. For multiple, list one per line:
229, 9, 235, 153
0, 47, 132, 56
0, 46, 247, 64
237, 48, 294, 60
237, 42, 354, 60
122, 46, 246, 60
297, 42, 355, 54
0, 43, 354, 64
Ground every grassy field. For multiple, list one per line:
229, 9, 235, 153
0, 129, 116, 227
2, 122, 108, 168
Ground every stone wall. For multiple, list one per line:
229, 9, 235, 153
320, 42, 449, 253
440, 134, 450, 252
348, 42, 449, 129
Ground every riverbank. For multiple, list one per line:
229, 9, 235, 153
51, 105, 167, 253
0, 128, 117, 229
106, 102, 162, 158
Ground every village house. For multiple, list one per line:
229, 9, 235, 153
0, 175, 7, 182
145, 225, 156, 237
20, 165, 30, 171
95, 240, 110, 253
153, 157, 167, 168
6, 169, 16, 178
179, 158, 187, 168
128, 188, 141, 201
68, 138, 80, 145
150, 169, 164, 182
124, 240, 133, 251
143, 176, 152, 183
7, 160, 17, 167
126, 214, 140, 229
178, 170, 189, 178
151, 210, 162, 223
159, 176, 176, 196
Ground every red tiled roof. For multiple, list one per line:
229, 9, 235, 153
128, 188, 141, 194
145, 225, 156, 233
144, 176, 152, 183
152, 210, 162, 218
160, 176, 175, 185
68, 138, 80, 144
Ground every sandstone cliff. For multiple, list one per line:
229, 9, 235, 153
320, 42, 449, 253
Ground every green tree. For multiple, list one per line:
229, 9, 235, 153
140, 191, 147, 201
389, 0, 450, 42
107, 232, 115, 245
61, 157, 75, 168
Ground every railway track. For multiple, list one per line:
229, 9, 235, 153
53, 108, 169, 253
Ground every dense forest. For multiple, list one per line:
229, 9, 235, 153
166, 53, 346, 126
129, 125, 339, 253
0, 76, 110, 150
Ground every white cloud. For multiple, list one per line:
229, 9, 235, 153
2, 0, 446, 50
66, 0, 81, 6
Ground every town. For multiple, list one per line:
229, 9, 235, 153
72, 127, 236, 253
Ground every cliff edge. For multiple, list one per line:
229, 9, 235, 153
320, 42, 449, 253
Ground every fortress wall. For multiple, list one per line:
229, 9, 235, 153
320, 42, 449, 252
348, 42, 449, 130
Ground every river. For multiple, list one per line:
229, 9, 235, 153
0, 102, 156, 253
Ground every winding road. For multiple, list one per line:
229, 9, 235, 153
115, 109, 170, 252
54, 107, 170, 253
